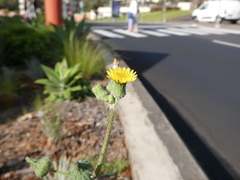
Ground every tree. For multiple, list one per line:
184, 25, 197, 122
0, 0, 44, 12
35, 0, 44, 10
82, 0, 109, 12
0, 0, 18, 11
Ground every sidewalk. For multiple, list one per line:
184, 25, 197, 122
88, 32, 209, 180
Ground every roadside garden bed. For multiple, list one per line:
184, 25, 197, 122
0, 15, 132, 180
0, 78, 132, 180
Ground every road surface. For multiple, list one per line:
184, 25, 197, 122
90, 21, 240, 180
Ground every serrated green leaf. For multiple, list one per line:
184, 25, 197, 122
55, 62, 62, 79
63, 68, 71, 81
61, 89, 71, 99
45, 95, 57, 101
35, 78, 49, 85
57, 59, 68, 80
41, 65, 60, 84
69, 63, 81, 77
74, 73, 83, 80
70, 85, 82, 92
70, 159, 93, 180
68, 75, 82, 87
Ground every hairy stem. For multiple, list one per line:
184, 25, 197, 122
50, 169, 71, 177
94, 107, 116, 177
25, 156, 37, 166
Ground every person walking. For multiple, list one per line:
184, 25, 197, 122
127, 0, 138, 32
26, 0, 37, 22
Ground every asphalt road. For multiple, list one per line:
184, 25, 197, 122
89, 21, 240, 180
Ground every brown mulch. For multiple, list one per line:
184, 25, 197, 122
0, 80, 132, 180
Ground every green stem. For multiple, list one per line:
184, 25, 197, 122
25, 156, 38, 166
50, 169, 71, 177
94, 107, 116, 177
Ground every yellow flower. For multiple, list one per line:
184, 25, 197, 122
106, 67, 137, 84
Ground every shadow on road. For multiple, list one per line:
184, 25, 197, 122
116, 49, 236, 180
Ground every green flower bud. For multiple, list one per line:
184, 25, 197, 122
103, 94, 115, 104
106, 80, 126, 99
92, 84, 108, 100
26, 156, 52, 178
108, 94, 115, 103
70, 159, 93, 180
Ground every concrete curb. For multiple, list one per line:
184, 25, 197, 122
88, 33, 209, 180
118, 77, 183, 180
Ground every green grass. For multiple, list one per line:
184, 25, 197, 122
91, 10, 193, 22
138, 10, 193, 21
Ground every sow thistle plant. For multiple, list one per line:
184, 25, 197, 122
26, 58, 137, 180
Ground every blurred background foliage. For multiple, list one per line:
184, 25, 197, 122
0, 12, 105, 110
0, 0, 109, 13
0, 17, 62, 67
82, 0, 109, 12
0, 0, 18, 11
0, 0, 44, 11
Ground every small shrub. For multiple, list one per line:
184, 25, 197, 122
0, 21, 61, 67
33, 93, 44, 111
0, 66, 20, 109
41, 112, 63, 144
39, 100, 72, 144
24, 57, 45, 81
35, 59, 91, 102
52, 17, 90, 46
51, 17, 105, 79
64, 40, 105, 79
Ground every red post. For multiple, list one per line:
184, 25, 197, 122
44, 0, 62, 26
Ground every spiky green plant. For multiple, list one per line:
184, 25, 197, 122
41, 112, 63, 144
64, 40, 105, 79
52, 17, 105, 79
35, 59, 87, 102
33, 93, 44, 111
44, 155, 71, 180
52, 17, 90, 47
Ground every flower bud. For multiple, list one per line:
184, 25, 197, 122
70, 159, 93, 180
104, 94, 115, 104
26, 156, 52, 178
106, 80, 126, 99
107, 94, 115, 103
92, 84, 108, 100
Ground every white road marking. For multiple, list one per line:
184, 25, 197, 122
113, 29, 147, 38
92, 29, 124, 38
156, 29, 190, 36
168, 28, 210, 35
92, 26, 240, 39
213, 40, 240, 48
197, 27, 228, 35
201, 27, 240, 35
139, 30, 170, 37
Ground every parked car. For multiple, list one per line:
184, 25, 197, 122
192, 0, 240, 24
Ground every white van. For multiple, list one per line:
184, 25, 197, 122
192, 0, 240, 24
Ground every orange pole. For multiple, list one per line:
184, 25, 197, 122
44, 0, 62, 26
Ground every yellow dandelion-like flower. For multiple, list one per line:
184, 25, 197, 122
106, 67, 137, 84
